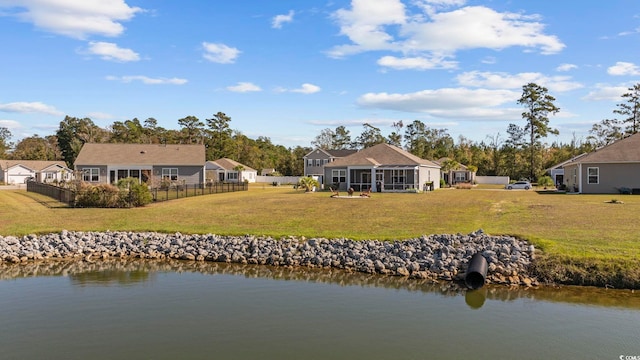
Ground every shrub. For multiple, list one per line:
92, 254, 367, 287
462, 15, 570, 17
440, 179, 446, 188
75, 183, 120, 207
455, 182, 473, 189
537, 175, 554, 188
117, 177, 153, 207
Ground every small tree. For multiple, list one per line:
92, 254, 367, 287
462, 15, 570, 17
298, 176, 320, 192
117, 177, 152, 207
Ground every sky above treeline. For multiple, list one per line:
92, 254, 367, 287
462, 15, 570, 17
1, 0, 639, 148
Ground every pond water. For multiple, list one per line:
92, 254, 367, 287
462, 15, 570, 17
1, 260, 639, 360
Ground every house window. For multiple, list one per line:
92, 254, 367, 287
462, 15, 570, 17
314, 159, 321, 166
323, 159, 328, 165
46, 172, 54, 180
392, 169, 406, 184
227, 172, 238, 181
332, 169, 346, 184
587, 167, 599, 184
455, 172, 466, 182
83, 168, 99, 182
162, 168, 178, 181
307, 159, 313, 167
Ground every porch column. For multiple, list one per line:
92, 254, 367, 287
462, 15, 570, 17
371, 168, 376, 191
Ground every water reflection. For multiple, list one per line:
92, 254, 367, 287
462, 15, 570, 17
0, 259, 638, 309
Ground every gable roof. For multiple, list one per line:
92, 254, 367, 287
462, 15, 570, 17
304, 148, 357, 158
434, 157, 469, 170
206, 158, 256, 172
74, 143, 205, 166
325, 143, 440, 168
546, 153, 587, 172
0, 160, 69, 171
564, 133, 640, 165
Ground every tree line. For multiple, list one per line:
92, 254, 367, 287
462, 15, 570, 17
1, 83, 638, 181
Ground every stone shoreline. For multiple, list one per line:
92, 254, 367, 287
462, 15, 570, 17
0, 229, 538, 287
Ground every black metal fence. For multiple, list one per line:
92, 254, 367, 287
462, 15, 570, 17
27, 181, 76, 206
27, 181, 248, 207
151, 182, 248, 202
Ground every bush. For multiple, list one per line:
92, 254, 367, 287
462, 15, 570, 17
75, 178, 152, 208
537, 175, 554, 188
75, 183, 120, 208
117, 177, 153, 207
455, 182, 473, 189
440, 179, 446, 188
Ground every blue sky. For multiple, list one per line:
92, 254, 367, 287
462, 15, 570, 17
1, 0, 639, 148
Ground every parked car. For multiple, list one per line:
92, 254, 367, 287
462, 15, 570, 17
505, 181, 531, 190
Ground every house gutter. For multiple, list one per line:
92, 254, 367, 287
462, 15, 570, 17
578, 163, 582, 193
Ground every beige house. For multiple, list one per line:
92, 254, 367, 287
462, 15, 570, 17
74, 143, 205, 185
323, 143, 441, 192
205, 158, 257, 183
434, 157, 476, 186
303, 148, 357, 184
1, 160, 72, 184
563, 133, 640, 194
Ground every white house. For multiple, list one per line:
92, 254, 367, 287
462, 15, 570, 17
1, 160, 72, 184
206, 158, 257, 183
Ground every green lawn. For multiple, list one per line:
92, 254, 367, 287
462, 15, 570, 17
1, 186, 639, 287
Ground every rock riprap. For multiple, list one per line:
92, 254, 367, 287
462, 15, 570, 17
0, 229, 538, 286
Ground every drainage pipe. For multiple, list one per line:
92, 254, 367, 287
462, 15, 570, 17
465, 253, 488, 289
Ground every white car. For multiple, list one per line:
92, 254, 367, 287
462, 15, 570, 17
505, 181, 531, 190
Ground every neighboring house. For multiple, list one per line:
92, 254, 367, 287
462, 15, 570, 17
74, 143, 206, 185
323, 143, 441, 192
261, 168, 277, 176
545, 153, 586, 187
434, 157, 475, 185
562, 133, 640, 194
303, 148, 357, 184
0, 160, 72, 184
205, 158, 257, 183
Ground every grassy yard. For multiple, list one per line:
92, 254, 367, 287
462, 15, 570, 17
1, 185, 639, 287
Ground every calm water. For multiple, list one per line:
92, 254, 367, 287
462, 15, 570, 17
1, 260, 639, 360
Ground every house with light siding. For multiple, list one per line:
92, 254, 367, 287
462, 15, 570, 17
74, 143, 205, 185
562, 133, 640, 194
205, 158, 257, 183
0, 160, 72, 184
323, 143, 441, 192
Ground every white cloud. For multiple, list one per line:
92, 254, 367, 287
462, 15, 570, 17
0, 0, 142, 39
456, 71, 583, 92
0, 119, 22, 130
292, 83, 321, 94
85, 112, 113, 120
85, 41, 140, 62
0, 101, 63, 116
607, 61, 640, 76
227, 82, 262, 92
556, 63, 577, 72
106, 75, 187, 85
582, 84, 630, 101
272, 10, 294, 29
377, 55, 457, 70
357, 87, 520, 117
329, 2, 564, 60
202, 42, 240, 64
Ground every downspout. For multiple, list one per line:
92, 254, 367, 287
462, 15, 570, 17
578, 163, 582, 193
371, 167, 376, 191
346, 166, 351, 189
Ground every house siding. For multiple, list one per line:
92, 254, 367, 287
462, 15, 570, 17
304, 151, 332, 176
153, 165, 203, 185
580, 162, 640, 194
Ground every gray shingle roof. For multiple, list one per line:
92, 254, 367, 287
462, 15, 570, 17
74, 143, 205, 166
325, 143, 440, 168
566, 133, 640, 164
207, 158, 256, 171
0, 160, 69, 171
